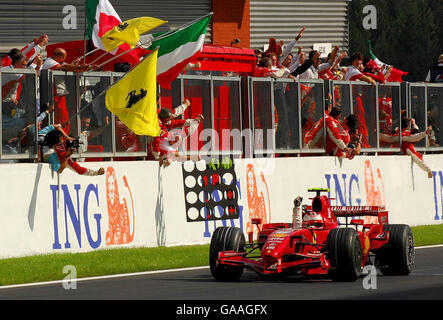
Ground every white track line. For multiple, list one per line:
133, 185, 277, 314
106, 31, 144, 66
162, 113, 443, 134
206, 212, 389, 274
0, 266, 209, 290
1, 244, 442, 290
415, 244, 443, 250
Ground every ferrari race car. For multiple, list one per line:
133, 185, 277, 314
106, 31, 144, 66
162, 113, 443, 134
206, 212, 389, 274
210, 188, 415, 282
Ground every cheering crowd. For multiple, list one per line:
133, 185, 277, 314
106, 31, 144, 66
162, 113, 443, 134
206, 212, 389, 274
252, 26, 437, 177
1, 30, 441, 178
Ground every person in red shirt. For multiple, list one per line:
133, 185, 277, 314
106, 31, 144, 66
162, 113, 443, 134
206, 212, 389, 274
148, 107, 203, 166
304, 100, 332, 149
325, 107, 354, 159
380, 117, 433, 178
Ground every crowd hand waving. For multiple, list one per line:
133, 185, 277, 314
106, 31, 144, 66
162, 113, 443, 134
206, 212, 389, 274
34, 34, 49, 47
296, 26, 306, 41
196, 114, 204, 123
33, 54, 43, 69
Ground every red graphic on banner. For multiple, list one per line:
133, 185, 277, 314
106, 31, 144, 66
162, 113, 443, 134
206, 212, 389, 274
105, 167, 135, 245
363, 160, 386, 223
246, 164, 271, 234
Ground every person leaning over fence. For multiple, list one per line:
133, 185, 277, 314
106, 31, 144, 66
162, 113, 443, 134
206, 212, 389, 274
38, 123, 104, 176
148, 100, 199, 161
152, 107, 204, 166
345, 52, 377, 86
380, 117, 433, 178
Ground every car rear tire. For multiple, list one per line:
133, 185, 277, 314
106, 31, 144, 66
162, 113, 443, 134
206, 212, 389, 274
327, 228, 362, 281
209, 226, 245, 281
376, 224, 415, 276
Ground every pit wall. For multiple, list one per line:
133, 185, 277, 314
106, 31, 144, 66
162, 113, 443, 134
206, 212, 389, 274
1, 155, 443, 259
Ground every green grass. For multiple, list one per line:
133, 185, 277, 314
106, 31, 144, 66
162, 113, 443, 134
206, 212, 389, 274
411, 223, 443, 247
0, 224, 442, 286
0, 244, 209, 286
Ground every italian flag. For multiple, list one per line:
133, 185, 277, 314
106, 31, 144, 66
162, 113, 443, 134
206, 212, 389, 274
85, 0, 139, 65
148, 14, 212, 89
368, 40, 408, 82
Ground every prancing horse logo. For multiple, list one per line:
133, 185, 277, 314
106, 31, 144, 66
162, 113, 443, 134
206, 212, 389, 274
125, 89, 148, 108
118, 22, 129, 31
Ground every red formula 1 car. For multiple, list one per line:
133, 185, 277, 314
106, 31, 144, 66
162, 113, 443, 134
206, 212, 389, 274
210, 188, 415, 282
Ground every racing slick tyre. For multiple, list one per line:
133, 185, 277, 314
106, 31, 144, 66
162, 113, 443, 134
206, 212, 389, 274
326, 228, 362, 282
376, 224, 415, 276
209, 226, 246, 281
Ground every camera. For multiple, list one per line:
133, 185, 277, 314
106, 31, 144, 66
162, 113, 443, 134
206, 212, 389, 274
66, 138, 83, 151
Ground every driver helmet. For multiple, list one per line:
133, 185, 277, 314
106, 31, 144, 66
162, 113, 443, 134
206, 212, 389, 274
302, 211, 324, 228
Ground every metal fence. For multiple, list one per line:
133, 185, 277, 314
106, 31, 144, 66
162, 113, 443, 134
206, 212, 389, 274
1, 67, 443, 162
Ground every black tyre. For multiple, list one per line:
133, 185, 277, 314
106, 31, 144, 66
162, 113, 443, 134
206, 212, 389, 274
209, 226, 245, 281
376, 224, 415, 276
326, 228, 362, 281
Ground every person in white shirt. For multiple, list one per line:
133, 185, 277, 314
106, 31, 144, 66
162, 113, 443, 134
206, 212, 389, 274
345, 52, 376, 86
278, 26, 306, 66
298, 45, 340, 80
425, 54, 443, 83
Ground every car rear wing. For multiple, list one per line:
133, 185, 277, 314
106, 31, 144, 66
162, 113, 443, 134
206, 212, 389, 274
330, 206, 389, 224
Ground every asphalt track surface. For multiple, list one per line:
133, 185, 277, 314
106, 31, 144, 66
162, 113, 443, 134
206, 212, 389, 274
1, 246, 442, 301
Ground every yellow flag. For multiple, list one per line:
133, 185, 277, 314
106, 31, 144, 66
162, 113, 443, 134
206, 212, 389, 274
101, 17, 167, 52
105, 48, 160, 136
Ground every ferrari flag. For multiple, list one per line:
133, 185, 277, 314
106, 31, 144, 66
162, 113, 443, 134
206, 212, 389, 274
105, 48, 161, 136
101, 17, 167, 52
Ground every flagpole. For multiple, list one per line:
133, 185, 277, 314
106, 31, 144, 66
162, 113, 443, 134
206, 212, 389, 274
68, 47, 160, 125
93, 12, 213, 70
83, 9, 87, 64
89, 51, 110, 64
72, 48, 100, 64
96, 43, 143, 69
147, 12, 213, 43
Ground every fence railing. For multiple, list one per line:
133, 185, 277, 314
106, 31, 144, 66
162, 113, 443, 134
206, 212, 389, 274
1, 67, 443, 162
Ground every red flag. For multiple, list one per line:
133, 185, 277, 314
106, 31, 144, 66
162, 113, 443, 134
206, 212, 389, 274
387, 67, 408, 83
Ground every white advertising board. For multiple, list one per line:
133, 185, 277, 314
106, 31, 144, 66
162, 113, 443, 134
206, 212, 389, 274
0, 154, 442, 258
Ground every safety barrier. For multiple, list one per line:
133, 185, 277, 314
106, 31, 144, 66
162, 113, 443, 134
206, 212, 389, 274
1, 67, 443, 162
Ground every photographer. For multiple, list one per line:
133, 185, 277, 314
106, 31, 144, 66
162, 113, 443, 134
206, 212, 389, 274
38, 123, 104, 176
347, 127, 362, 160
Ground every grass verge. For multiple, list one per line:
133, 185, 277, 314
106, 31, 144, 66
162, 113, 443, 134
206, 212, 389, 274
0, 224, 442, 286
0, 244, 209, 286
